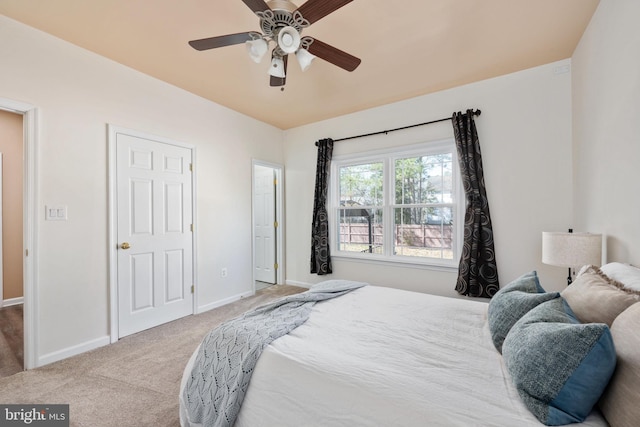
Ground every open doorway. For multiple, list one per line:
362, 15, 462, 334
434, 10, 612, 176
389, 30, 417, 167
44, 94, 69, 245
252, 160, 284, 291
0, 98, 37, 371
0, 109, 24, 377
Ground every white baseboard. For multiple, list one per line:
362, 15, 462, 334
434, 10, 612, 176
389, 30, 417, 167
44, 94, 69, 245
196, 290, 254, 314
38, 335, 111, 368
39, 291, 258, 367
2, 296, 24, 307
285, 280, 312, 288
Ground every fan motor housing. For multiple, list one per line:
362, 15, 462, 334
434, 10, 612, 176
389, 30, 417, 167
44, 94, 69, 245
260, 1, 309, 37
267, 0, 297, 13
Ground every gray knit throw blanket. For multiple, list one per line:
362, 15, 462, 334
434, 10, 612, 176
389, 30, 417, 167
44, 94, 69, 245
182, 280, 368, 427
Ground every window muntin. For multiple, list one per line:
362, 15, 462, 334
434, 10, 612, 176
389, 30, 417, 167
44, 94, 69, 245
331, 141, 461, 268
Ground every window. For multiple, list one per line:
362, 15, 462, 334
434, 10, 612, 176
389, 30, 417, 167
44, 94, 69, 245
330, 140, 462, 268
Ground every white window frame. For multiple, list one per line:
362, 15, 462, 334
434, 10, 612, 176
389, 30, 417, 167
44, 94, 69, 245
329, 138, 464, 271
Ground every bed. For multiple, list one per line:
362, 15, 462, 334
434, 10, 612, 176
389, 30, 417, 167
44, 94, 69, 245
180, 263, 640, 427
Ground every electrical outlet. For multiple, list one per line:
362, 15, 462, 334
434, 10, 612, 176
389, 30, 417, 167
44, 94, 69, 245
221, 268, 228, 278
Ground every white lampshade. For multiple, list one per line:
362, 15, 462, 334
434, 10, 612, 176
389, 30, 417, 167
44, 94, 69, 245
246, 38, 268, 63
277, 26, 301, 54
268, 57, 286, 78
542, 231, 602, 267
295, 48, 315, 72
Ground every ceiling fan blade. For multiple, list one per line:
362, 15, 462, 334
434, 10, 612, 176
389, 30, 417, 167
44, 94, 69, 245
242, 0, 271, 14
270, 55, 288, 87
295, 0, 353, 25
188, 32, 256, 51
306, 38, 361, 72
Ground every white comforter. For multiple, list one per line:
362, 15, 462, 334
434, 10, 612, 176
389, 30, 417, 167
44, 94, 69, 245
181, 285, 608, 427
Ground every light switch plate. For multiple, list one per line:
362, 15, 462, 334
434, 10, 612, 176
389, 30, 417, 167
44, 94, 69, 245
45, 205, 67, 221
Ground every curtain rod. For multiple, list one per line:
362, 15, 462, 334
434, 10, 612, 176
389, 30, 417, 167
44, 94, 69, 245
323, 109, 481, 144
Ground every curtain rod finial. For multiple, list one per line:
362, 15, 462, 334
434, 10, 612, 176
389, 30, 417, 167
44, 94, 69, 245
475, 109, 481, 116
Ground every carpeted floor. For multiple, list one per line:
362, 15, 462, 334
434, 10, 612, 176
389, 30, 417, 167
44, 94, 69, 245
0, 304, 23, 377
0, 285, 304, 427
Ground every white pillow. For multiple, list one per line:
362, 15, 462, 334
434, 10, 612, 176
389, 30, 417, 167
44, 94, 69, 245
600, 262, 640, 291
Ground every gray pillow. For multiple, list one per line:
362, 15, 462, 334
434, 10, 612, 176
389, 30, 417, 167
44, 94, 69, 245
503, 298, 616, 425
488, 271, 559, 353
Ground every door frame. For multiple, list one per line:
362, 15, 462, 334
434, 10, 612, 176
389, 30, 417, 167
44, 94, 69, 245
0, 97, 38, 369
107, 125, 197, 343
251, 159, 284, 291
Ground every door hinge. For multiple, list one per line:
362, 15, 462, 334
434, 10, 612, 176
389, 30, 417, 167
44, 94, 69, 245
25, 249, 29, 257
274, 178, 278, 186
189, 163, 193, 172
191, 285, 194, 294
274, 221, 278, 228
274, 263, 279, 270
190, 224, 194, 232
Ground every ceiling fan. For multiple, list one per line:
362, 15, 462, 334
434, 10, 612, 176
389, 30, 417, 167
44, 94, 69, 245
188, 0, 361, 88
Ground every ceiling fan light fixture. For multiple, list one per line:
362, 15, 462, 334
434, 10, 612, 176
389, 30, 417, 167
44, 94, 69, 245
189, 0, 362, 87
246, 38, 268, 63
269, 56, 286, 78
277, 26, 301, 54
295, 48, 315, 72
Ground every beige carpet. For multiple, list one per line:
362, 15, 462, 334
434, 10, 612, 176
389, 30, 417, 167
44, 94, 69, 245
0, 285, 304, 427
0, 305, 23, 377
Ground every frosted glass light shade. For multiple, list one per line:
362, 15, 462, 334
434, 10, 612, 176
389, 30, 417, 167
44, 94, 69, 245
542, 232, 602, 267
268, 57, 286, 78
295, 48, 315, 71
246, 38, 268, 63
277, 26, 300, 54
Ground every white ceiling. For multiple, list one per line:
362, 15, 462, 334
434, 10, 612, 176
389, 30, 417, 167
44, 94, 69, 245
0, 0, 600, 129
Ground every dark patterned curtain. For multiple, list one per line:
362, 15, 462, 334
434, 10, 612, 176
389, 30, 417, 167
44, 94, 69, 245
452, 110, 499, 298
310, 138, 334, 275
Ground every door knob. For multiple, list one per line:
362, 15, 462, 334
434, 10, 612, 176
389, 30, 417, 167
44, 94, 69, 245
120, 242, 131, 250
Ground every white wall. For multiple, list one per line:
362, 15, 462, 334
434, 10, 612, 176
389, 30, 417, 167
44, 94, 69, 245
0, 16, 283, 365
283, 60, 574, 297
572, 0, 640, 265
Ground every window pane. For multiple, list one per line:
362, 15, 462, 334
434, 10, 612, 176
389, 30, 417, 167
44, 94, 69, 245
394, 206, 453, 259
340, 163, 383, 206
338, 208, 383, 254
395, 154, 453, 204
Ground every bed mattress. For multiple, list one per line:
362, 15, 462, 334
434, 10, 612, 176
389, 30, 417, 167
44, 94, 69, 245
180, 285, 608, 426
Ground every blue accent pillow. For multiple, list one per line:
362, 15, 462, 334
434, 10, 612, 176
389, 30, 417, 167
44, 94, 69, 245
502, 298, 617, 426
487, 271, 559, 353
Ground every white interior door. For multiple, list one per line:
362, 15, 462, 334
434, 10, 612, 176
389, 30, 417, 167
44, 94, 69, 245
116, 133, 193, 337
254, 165, 276, 284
